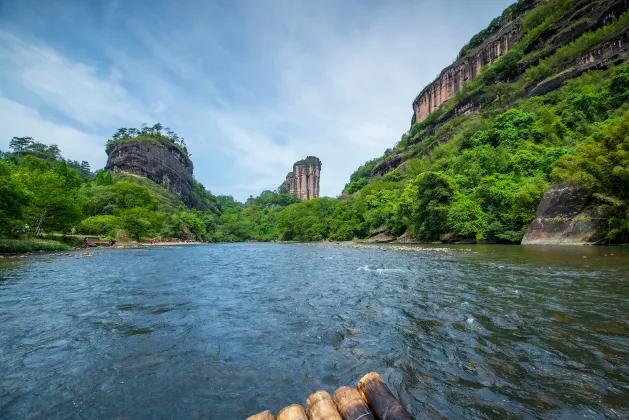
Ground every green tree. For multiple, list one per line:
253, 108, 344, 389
119, 208, 154, 240
15, 170, 81, 232
413, 172, 454, 240
111, 182, 158, 210
9, 136, 33, 156
0, 161, 30, 236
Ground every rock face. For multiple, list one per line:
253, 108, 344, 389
410, 0, 628, 126
105, 140, 195, 207
522, 183, 606, 245
283, 157, 321, 200
411, 16, 522, 125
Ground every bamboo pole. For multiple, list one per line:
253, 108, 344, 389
276, 404, 308, 420
247, 410, 275, 420
332, 386, 375, 420
357, 373, 413, 420
305, 390, 343, 420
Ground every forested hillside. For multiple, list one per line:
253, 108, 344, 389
0, 131, 300, 246
330, 0, 629, 244
2, 0, 628, 248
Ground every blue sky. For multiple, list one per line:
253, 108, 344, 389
0, 0, 513, 201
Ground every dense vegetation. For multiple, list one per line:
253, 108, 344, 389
0, 128, 225, 248
1, 0, 628, 249
105, 123, 189, 155
335, 0, 629, 244
0, 131, 302, 247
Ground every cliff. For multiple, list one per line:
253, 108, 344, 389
411, 0, 628, 126
105, 139, 196, 207
283, 157, 322, 200
411, 1, 538, 125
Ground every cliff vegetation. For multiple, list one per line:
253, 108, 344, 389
105, 123, 188, 155
335, 0, 629, 244
2, 0, 628, 247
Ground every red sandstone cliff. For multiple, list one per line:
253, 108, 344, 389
411, 11, 525, 125
410, 0, 628, 126
283, 157, 321, 200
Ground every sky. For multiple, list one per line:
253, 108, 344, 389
0, 0, 514, 201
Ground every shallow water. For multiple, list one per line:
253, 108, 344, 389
1, 243, 628, 419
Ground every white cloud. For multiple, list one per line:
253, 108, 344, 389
0, 31, 150, 130
0, 97, 106, 166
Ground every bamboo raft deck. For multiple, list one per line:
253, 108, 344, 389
247, 373, 413, 420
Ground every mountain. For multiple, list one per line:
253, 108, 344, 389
342, 0, 629, 244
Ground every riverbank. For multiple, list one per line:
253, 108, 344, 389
0, 237, 208, 255
0, 239, 71, 254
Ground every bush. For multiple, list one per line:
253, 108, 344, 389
78, 215, 121, 235
0, 238, 70, 253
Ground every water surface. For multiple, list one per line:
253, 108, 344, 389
1, 244, 628, 419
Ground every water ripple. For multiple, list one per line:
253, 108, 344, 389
0, 244, 628, 419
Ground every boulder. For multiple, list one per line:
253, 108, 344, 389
522, 183, 606, 245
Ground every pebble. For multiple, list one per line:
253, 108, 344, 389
321, 243, 454, 253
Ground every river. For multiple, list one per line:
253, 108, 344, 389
0, 244, 628, 419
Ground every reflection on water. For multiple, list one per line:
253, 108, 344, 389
0, 244, 628, 419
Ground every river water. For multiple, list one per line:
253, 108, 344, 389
0, 243, 628, 419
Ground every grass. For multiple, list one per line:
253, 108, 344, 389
0, 238, 71, 253
114, 173, 184, 213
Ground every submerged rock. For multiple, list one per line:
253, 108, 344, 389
522, 183, 606, 245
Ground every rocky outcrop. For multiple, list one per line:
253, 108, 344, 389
411, 0, 629, 126
522, 183, 606, 245
371, 153, 404, 178
412, 16, 522, 125
105, 139, 195, 207
527, 27, 629, 98
283, 157, 321, 200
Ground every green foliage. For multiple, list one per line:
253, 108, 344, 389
0, 238, 70, 253
277, 198, 339, 241
412, 172, 454, 240
524, 10, 629, 85
111, 182, 159, 211
105, 123, 188, 155
94, 170, 113, 186
78, 215, 121, 235
337, 65, 629, 243
457, 0, 526, 59
119, 208, 156, 241
553, 111, 629, 240
14, 167, 81, 232
344, 158, 379, 193
0, 161, 31, 237
0, 138, 223, 244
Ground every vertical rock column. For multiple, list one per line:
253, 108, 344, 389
282, 156, 321, 200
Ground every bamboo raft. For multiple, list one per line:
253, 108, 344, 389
247, 372, 413, 420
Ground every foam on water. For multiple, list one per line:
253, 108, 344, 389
1, 243, 628, 419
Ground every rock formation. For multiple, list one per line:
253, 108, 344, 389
521, 183, 606, 245
411, 15, 522, 125
105, 139, 196, 207
283, 157, 321, 200
410, 0, 628, 126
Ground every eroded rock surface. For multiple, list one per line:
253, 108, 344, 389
411, 0, 628, 126
283, 156, 321, 200
522, 183, 606, 245
105, 140, 195, 207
